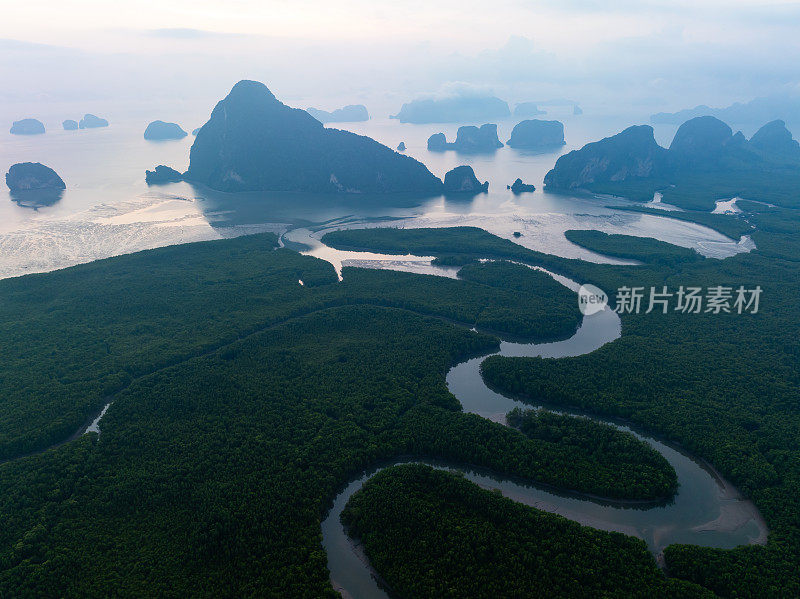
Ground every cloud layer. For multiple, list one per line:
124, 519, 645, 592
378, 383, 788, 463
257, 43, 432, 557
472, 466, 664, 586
0, 1, 798, 119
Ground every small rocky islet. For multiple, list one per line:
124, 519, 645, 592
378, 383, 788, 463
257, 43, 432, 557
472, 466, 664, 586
442, 165, 489, 194
145, 166, 184, 185
507, 178, 536, 193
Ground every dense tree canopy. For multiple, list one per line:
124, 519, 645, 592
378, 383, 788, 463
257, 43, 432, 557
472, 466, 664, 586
563, 229, 702, 266
0, 232, 678, 596
0, 235, 581, 461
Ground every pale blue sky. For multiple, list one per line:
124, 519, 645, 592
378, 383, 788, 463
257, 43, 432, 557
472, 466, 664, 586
5, 0, 799, 48
2, 1, 800, 116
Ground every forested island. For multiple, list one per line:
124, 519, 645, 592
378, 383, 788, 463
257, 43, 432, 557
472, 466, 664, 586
563, 230, 702, 265
184, 80, 443, 194
442, 165, 489, 193
544, 116, 800, 209
5, 162, 65, 192
506, 119, 565, 150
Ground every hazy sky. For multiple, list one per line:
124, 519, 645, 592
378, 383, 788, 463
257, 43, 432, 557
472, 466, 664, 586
2, 1, 800, 117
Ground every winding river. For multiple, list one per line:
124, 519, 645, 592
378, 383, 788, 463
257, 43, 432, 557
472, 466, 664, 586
72, 227, 768, 598
311, 235, 768, 599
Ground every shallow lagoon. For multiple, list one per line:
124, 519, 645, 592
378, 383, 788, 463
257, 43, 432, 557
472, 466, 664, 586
0, 113, 750, 279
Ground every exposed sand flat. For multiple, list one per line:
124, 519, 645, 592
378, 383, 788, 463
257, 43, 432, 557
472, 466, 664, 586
0, 195, 287, 280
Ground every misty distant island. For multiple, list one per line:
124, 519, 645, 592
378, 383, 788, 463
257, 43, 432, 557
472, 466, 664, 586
183, 80, 443, 194
443, 165, 489, 194
62, 115, 109, 131
513, 100, 582, 118
144, 121, 188, 140
545, 116, 800, 210
392, 95, 510, 124
10, 119, 45, 135
307, 105, 369, 123
513, 102, 546, 118
79, 114, 109, 129
427, 124, 503, 153
506, 119, 565, 150
650, 93, 800, 125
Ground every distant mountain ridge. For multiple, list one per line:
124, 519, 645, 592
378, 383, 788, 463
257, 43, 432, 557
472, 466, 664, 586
513, 102, 546, 118
307, 105, 369, 123
651, 94, 800, 125
392, 96, 510, 124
